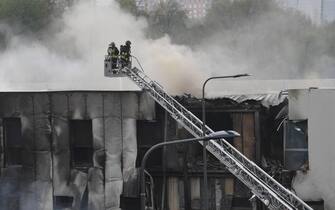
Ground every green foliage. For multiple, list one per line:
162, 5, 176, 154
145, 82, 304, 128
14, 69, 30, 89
206, 0, 278, 31
116, 0, 137, 15
146, 0, 187, 42
0, 0, 51, 32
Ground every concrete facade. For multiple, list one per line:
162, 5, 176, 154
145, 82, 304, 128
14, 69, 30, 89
0, 91, 154, 210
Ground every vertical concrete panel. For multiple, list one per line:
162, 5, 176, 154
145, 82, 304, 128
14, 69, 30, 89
104, 116, 122, 180
87, 93, 103, 119
70, 170, 88, 210
35, 181, 53, 210
0, 167, 21, 210
51, 93, 71, 196
32, 93, 51, 160
32, 93, 49, 116
53, 117, 70, 151
17, 94, 40, 209
104, 93, 122, 209
18, 94, 33, 116
34, 118, 51, 151
105, 180, 123, 210
68, 93, 86, 119
53, 150, 71, 195
20, 181, 38, 210
19, 94, 35, 173
168, 177, 180, 210
121, 92, 138, 119
93, 118, 104, 152
18, 94, 34, 157
21, 181, 53, 210
138, 93, 155, 120
104, 93, 121, 118
88, 168, 104, 210
21, 115, 34, 159
51, 93, 68, 117
35, 151, 51, 181
190, 178, 201, 209
52, 98, 71, 196
122, 118, 137, 175
121, 93, 139, 207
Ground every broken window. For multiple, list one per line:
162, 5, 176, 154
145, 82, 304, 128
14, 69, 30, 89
284, 120, 308, 170
70, 120, 93, 168
3, 118, 23, 166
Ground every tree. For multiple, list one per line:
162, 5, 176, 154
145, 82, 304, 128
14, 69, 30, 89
116, 0, 137, 15
0, 0, 52, 32
205, 0, 278, 31
146, 0, 187, 42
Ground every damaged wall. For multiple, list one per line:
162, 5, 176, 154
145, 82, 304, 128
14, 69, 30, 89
289, 89, 335, 210
138, 98, 263, 210
0, 91, 155, 210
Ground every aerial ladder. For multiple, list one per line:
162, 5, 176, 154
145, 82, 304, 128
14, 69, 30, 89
104, 57, 313, 210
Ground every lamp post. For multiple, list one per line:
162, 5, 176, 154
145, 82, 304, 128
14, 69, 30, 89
201, 74, 250, 210
140, 131, 239, 210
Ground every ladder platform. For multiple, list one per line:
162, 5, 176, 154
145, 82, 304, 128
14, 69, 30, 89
104, 59, 128, 77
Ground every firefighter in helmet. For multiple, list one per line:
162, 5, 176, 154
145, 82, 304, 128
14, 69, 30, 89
107, 42, 119, 69
120, 40, 131, 68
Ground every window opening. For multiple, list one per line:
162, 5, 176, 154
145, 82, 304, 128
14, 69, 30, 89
70, 120, 93, 169
3, 118, 23, 166
284, 120, 308, 170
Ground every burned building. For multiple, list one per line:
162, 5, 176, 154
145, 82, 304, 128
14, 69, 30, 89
0, 88, 326, 210
137, 93, 288, 210
0, 91, 155, 210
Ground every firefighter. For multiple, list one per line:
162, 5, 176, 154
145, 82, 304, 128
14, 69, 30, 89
107, 42, 119, 69
120, 40, 131, 68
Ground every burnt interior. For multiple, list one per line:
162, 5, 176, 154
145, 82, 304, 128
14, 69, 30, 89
70, 120, 94, 170
3, 118, 22, 167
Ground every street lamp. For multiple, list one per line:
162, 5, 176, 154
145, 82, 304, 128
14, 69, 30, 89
201, 74, 251, 210
140, 131, 238, 210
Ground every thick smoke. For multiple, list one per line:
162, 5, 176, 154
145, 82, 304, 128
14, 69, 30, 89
0, 0, 205, 95
1, 0, 334, 96
190, 2, 335, 80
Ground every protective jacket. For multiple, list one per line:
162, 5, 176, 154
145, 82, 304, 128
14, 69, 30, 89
108, 46, 119, 58
120, 45, 130, 58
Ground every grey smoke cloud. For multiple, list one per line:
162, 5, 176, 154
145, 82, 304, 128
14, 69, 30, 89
0, 0, 334, 96
0, 0, 206, 95
192, 5, 335, 80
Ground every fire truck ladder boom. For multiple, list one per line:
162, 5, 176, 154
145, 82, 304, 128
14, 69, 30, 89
105, 65, 312, 210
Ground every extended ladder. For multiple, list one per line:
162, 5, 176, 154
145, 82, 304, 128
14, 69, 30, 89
105, 65, 312, 210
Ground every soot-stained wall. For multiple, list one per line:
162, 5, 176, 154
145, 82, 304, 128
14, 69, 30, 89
0, 91, 155, 210
138, 99, 263, 210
